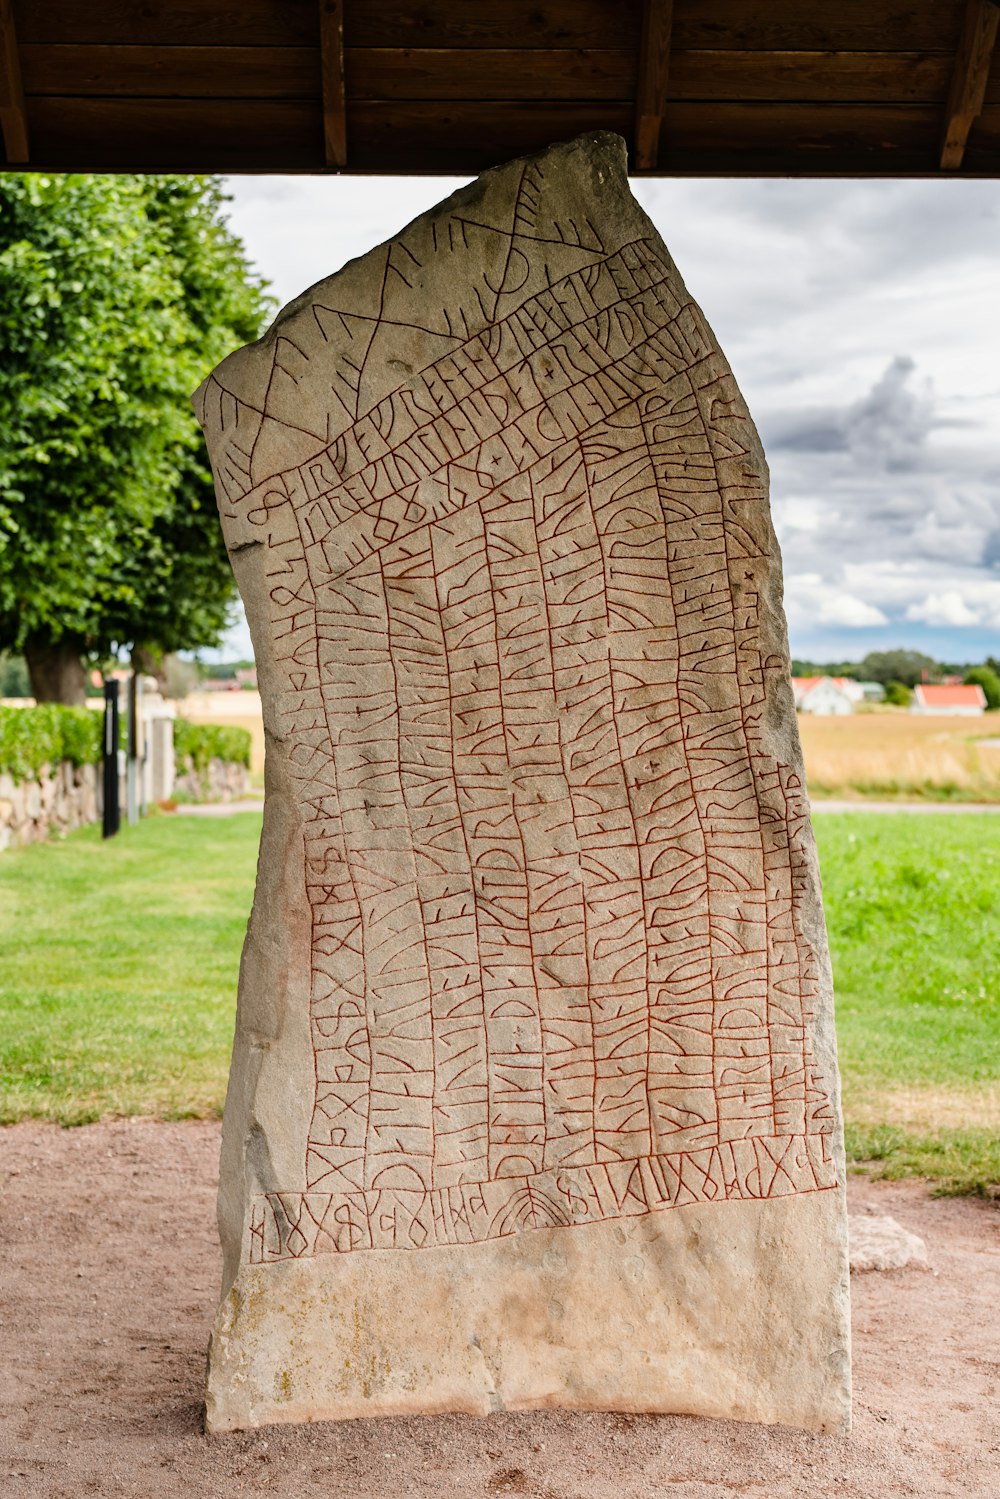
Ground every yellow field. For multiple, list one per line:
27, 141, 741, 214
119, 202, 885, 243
177, 692, 1000, 801
798, 709, 1000, 801
178, 690, 266, 778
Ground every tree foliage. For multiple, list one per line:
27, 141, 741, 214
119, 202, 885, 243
0, 174, 272, 701
790, 658, 861, 680
0, 703, 102, 782
965, 665, 1000, 711
883, 679, 913, 707
173, 717, 252, 773
856, 650, 938, 688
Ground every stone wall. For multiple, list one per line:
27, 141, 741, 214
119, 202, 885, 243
0, 762, 99, 851
0, 750, 250, 852
172, 756, 249, 804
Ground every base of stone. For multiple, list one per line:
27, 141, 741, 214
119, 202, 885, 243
205, 1188, 850, 1434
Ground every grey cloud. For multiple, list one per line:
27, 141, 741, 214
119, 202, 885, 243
640, 181, 1000, 646
765, 414, 846, 453
764, 356, 932, 472
765, 350, 998, 611
846, 183, 1000, 282
842, 357, 931, 472
724, 180, 999, 286
222, 172, 1000, 657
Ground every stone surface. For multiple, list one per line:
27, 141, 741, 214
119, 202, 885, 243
0, 761, 98, 849
173, 755, 249, 804
194, 132, 850, 1435
849, 1214, 930, 1273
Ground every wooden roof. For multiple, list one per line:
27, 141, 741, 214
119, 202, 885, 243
2, 1, 999, 177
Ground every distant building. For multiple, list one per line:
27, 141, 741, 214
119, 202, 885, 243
854, 680, 885, 703
911, 683, 986, 716
791, 676, 854, 716
832, 677, 864, 705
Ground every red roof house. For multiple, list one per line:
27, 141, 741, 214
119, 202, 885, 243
912, 684, 987, 715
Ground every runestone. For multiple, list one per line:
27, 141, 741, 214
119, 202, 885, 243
195, 133, 850, 1434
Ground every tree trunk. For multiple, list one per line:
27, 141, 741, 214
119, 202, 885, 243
24, 634, 88, 706
132, 644, 168, 695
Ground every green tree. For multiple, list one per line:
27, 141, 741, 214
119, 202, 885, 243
964, 665, 1000, 711
0, 174, 271, 703
883, 679, 913, 707
790, 658, 863, 680
857, 650, 938, 689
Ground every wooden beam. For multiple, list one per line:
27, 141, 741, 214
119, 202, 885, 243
319, 0, 347, 168
0, 0, 28, 163
22, 96, 970, 176
635, 0, 673, 170
941, 0, 1000, 168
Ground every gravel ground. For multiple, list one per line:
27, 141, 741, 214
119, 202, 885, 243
2, 1119, 998, 1498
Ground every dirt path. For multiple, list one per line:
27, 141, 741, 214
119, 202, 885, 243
2, 1121, 998, 1498
174, 799, 263, 817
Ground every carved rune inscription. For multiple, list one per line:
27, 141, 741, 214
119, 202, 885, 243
197, 147, 836, 1265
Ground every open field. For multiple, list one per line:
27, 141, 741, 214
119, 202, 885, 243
799, 709, 1000, 802
0, 810, 997, 1189
176, 694, 1000, 801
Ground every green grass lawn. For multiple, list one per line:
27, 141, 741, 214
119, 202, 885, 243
816, 813, 1000, 1194
1, 809, 997, 1193
0, 813, 259, 1123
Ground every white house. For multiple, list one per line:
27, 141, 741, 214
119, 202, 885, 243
791, 676, 854, 716
911, 683, 986, 716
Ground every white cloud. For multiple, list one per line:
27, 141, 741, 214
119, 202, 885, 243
784, 578, 888, 630
906, 591, 979, 627
818, 594, 890, 628
771, 496, 827, 533
906, 584, 1000, 628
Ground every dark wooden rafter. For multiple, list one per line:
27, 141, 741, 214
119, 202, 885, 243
634, 0, 673, 170
0, 0, 29, 163
941, 0, 1000, 167
318, 0, 347, 167
6, 1, 1000, 177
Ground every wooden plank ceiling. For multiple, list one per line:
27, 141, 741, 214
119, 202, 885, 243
2, 0, 999, 176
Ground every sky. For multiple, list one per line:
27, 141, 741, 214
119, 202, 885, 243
216, 172, 1000, 667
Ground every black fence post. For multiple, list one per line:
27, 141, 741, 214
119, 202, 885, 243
102, 678, 120, 839
126, 669, 139, 826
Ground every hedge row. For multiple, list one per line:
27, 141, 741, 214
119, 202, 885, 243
0, 705, 103, 783
173, 717, 252, 773
0, 706, 251, 783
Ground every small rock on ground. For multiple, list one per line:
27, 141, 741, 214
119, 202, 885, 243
849, 1213, 930, 1272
